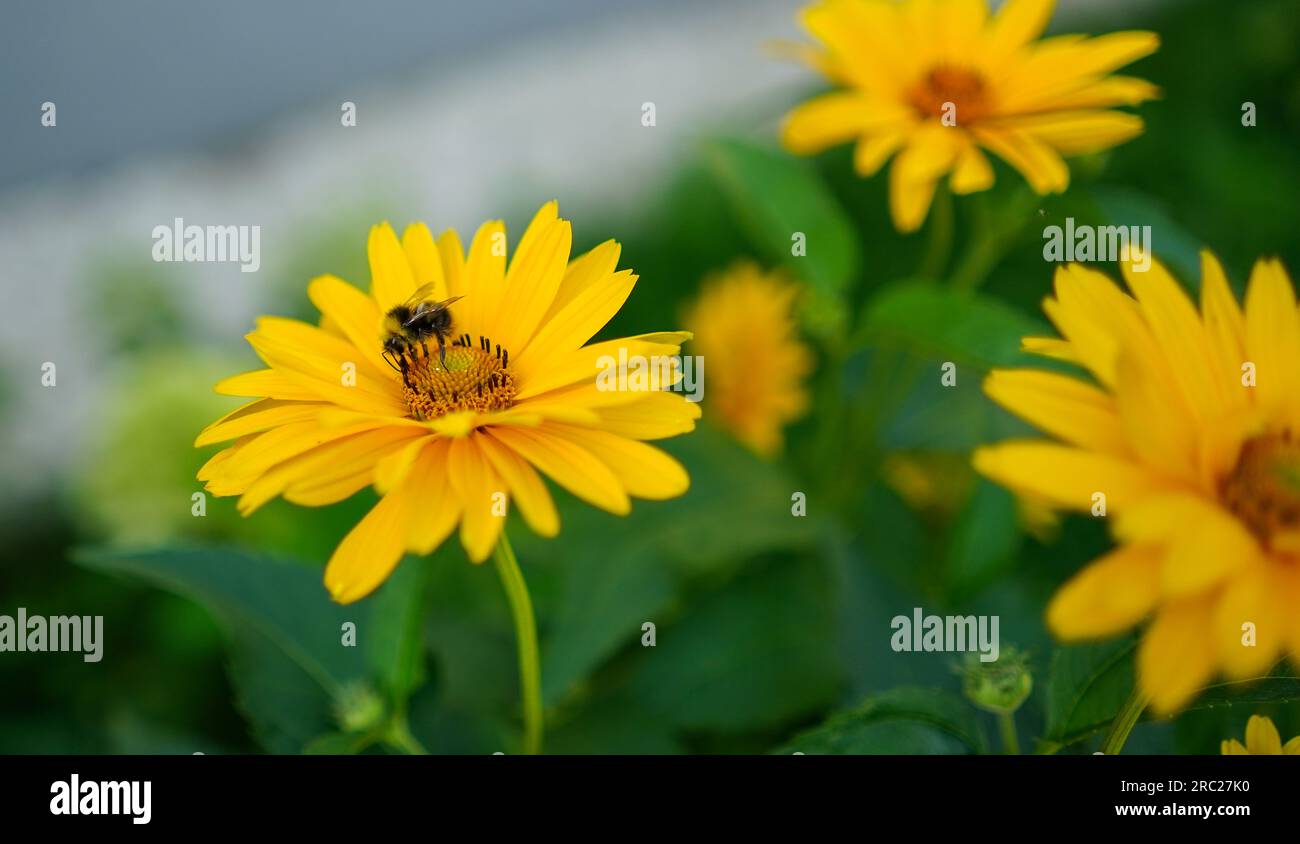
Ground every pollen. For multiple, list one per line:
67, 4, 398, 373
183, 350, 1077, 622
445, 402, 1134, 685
906, 65, 991, 123
1220, 432, 1300, 544
398, 338, 516, 421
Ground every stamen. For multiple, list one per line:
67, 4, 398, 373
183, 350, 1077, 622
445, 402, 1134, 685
1220, 431, 1300, 545
396, 337, 516, 421
906, 65, 990, 123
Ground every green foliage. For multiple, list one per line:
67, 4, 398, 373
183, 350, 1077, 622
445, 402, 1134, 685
776, 688, 987, 754
705, 137, 860, 337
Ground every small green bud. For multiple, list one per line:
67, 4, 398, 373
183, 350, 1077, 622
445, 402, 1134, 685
334, 682, 385, 733
960, 647, 1032, 715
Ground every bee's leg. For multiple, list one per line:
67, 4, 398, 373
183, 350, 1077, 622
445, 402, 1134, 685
437, 337, 448, 366
397, 352, 412, 388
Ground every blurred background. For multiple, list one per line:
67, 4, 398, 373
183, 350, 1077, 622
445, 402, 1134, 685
1, 0, 1298, 754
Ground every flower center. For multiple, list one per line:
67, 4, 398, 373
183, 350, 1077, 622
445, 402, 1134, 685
1220, 432, 1300, 543
906, 65, 990, 123
396, 336, 516, 421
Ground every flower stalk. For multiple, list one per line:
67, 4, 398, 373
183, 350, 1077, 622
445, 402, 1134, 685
493, 532, 543, 755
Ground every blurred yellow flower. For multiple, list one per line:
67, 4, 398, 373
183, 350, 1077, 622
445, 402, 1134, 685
975, 252, 1300, 714
684, 262, 811, 456
197, 202, 698, 603
780, 0, 1159, 232
1221, 715, 1300, 755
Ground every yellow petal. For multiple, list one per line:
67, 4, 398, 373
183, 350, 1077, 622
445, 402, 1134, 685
781, 92, 905, 154
1046, 544, 1161, 639
458, 219, 507, 344
1244, 258, 1300, 430
374, 435, 434, 495
949, 142, 994, 194
195, 399, 326, 447
853, 130, 906, 177
1221, 739, 1249, 755
593, 392, 702, 440
1139, 598, 1217, 714
518, 269, 637, 371
307, 274, 390, 377
1245, 715, 1284, 755
447, 436, 504, 563
543, 425, 689, 500
982, 0, 1055, 65
544, 239, 622, 319
404, 440, 461, 554
513, 332, 690, 400
1121, 255, 1224, 423
325, 487, 418, 604
1212, 569, 1282, 679
214, 369, 322, 401
1113, 494, 1257, 596
983, 369, 1128, 454
367, 222, 417, 313
972, 126, 1069, 193
1200, 250, 1248, 411
490, 426, 630, 515
477, 430, 560, 537
401, 222, 449, 301
972, 440, 1167, 511
498, 206, 573, 353
238, 427, 421, 515
996, 110, 1144, 155
437, 228, 466, 298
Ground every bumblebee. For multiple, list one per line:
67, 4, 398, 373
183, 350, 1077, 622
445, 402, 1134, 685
381, 285, 463, 370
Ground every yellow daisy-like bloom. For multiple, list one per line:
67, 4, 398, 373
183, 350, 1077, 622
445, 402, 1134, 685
197, 202, 699, 603
780, 0, 1159, 232
683, 262, 812, 456
975, 252, 1300, 714
1221, 715, 1300, 755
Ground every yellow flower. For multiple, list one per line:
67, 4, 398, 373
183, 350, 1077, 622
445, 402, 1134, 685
780, 0, 1159, 232
975, 252, 1300, 714
683, 262, 812, 456
1221, 715, 1300, 755
197, 202, 699, 603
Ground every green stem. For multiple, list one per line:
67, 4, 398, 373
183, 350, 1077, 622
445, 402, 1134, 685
494, 532, 543, 755
918, 184, 954, 281
998, 711, 1020, 755
386, 714, 428, 755
949, 186, 1039, 292
1101, 687, 1149, 755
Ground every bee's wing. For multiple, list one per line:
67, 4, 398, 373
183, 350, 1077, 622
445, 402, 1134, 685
399, 282, 443, 310
400, 294, 464, 327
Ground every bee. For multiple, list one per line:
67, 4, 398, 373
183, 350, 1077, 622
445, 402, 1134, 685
381, 284, 464, 371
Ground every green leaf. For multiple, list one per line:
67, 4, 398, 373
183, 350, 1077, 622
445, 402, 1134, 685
943, 480, 1022, 601
366, 555, 433, 704
1192, 674, 1300, 708
227, 628, 337, 754
705, 137, 860, 337
1089, 186, 1202, 283
627, 557, 842, 732
74, 545, 430, 753
776, 688, 987, 754
1043, 637, 1136, 747
75, 546, 365, 692
859, 281, 1047, 371
540, 545, 673, 707
1045, 639, 1300, 750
